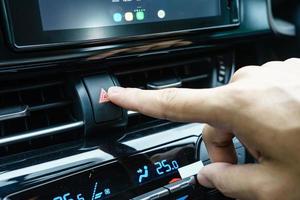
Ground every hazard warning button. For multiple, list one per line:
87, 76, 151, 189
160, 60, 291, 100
83, 74, 123, 124
99, 88, 110, 104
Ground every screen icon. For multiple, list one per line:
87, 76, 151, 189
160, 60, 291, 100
136, 11, 145, 21
125, 12, 134, 22
113, 13, 122, 22
137, 165, 149, 183
158, 10, 166, 19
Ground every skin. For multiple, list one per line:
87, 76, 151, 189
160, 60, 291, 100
108, 58, 300, 200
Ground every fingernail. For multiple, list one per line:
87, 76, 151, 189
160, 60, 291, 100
108, 86, 124, 95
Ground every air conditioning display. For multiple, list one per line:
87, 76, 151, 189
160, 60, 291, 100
5, 145, 195, 200
38, 0, 221, 31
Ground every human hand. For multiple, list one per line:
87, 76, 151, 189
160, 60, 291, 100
108, 58, 300, 200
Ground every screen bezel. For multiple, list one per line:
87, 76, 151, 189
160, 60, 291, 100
2, 0, 239, 50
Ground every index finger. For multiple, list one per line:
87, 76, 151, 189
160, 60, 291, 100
108, 86, 234, 126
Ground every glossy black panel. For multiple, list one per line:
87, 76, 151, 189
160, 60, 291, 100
0, 0, 269, 70
3, 0, 239, 49
3, 138, 197, 200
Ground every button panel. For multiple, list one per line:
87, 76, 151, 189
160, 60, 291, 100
83, 73, 123, 124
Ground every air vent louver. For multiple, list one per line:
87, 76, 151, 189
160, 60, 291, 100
116, 58, 212, 89
115, 57, 213, 131
0, 77, 84, 157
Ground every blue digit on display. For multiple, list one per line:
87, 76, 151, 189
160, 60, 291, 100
63, 193, 73, 200
53, 197, 63, 200
76, 194, 85, 200
162, 160, 172, 172
172, 160, 179, 169
155, 162, 164, 175
53, 193, 74, 200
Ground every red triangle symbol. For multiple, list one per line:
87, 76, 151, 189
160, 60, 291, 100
99, 88, 110, 104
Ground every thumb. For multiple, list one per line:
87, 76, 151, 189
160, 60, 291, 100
198, 163, 263, 200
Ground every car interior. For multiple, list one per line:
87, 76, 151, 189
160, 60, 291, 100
0, 0, 299, 199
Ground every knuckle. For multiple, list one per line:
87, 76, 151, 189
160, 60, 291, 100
202, 126, 233, 148
223, 85, 252, 117
227, 84, 248, 102
212, 167, 235, 197
159, 88, 178, 105
157, 88, 179, 119
284, 57, 300, 64
230, 66, 258, 82
202, 126, 211, 143
131, 88, 145, 112
261, 61, 282, 68
131, 88, 143, 100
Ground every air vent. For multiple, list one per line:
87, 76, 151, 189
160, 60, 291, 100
0, 76, 84, 157
116, 58, 212, 89
114, 57, 213, 131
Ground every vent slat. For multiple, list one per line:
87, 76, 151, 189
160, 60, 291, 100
0, 77, 83, 158
0, 81, 63, 95
181, 74, 209, 83
29, 101, 72, 112
0, 121, 84, 147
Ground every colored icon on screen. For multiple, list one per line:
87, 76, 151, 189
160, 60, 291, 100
95, 192, 103, 199
125, 12, 134, 21
158, 10, 166, 19
104, 188, 111, 195
137, 165, 149, 183
136, 11, 145, 21
113, 13, 122, 22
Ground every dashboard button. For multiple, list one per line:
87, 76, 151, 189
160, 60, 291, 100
83, 74, 123, 124
163, 177, 195, 198
131, 187, 170, 200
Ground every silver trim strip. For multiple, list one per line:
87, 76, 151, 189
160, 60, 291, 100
0, 149, 113, 182
267, 0, 296, 36
0, 121, 84, 146
147, 80, 182, 90
0, 106, 30, 122
128, 110, 139, 116
121, 123, 203, 151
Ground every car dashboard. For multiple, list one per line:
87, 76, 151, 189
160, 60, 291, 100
0, 0, 298, 200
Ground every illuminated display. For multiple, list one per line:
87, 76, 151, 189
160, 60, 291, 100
154, 160, 179, 175
136, 159, 180, 184
38, 0, 221, 31
52, 182, 112, 200
6, 146, 195, 200
5, 0, 238, 49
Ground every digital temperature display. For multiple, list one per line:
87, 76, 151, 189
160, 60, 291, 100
121, 145, 196, 186
155, 160, 179, 175
136, 159, 180, 184
6, 145, 196, 200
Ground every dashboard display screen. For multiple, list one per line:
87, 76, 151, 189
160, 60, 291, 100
38, 0, 221, 31
5, 145, 195, 200
4, 0, 238, 49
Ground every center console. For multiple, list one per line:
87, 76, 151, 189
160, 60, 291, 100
0, 52, 246, 200
0, 0, 271, 200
